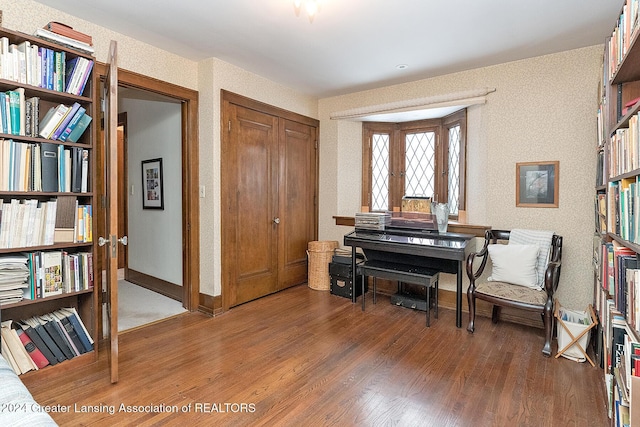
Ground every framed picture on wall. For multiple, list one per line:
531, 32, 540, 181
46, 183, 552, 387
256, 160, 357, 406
516, 161, 559, 208
142, 158, 164, 210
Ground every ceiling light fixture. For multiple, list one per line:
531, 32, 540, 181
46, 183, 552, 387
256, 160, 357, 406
294, 0, 322, 22
396, 64, 409, 70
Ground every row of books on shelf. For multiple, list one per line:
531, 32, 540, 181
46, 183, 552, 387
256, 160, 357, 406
0, 196, 92, 249
39, 101, 92, 142
0, 307, 93, 376
0, 250, 93, 306
0, 88, 34, 136
607, 177, 640, 243
600, 240, 640, 328
0, 140, 89, 192
0, 89, 92, 141
608, 0, 640, 80
0, 35, 93, 95
609, 116, 640, 178
599, 293, 640, 425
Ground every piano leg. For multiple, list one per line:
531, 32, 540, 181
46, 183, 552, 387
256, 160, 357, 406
373, 278, 376, 305
361, 269, 366, 311
456, 262, 462, 328
351, 246, 357, 304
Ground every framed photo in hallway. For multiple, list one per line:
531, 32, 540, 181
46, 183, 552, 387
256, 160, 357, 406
142, 158, 164, 209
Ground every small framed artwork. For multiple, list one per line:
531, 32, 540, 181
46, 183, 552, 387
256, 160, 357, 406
141, 158, 164, 210
516, 161, 559, 208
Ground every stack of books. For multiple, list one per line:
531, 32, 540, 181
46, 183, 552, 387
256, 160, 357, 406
0, 255, 30, 305
42, 22, 93, 47
355, 212, 391, 231
1, 307, 94, 375
33, 24, 94, 55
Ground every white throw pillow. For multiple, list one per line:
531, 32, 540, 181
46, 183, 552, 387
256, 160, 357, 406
487, 244, 541, 290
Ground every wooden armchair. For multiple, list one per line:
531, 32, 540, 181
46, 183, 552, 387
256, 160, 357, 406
466, 229, 562, 357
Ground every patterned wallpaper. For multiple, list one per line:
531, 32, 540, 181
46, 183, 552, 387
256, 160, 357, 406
1, 0, 199, 90
2, 0, 604, 308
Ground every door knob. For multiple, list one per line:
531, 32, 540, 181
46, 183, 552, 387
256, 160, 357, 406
99, 236, 127, 246
98, 235, 127, 258
273, 217, 280, 224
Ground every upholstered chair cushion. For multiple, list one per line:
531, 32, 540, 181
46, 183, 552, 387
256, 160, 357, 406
487, 243, 540, 289
475, 281, 547, 306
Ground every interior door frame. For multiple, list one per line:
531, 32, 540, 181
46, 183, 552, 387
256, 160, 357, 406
221, 90, 319, 311
93, 64, 201, 332
117, 112, 129, 272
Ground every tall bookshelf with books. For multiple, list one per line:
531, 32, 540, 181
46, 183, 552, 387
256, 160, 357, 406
0, 25, 97, 377
595, 1, 640, 425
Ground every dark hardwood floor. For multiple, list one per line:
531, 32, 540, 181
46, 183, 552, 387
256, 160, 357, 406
23, 284, 609, 426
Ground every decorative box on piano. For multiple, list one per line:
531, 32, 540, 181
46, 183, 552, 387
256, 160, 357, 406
389, 211, 437, 232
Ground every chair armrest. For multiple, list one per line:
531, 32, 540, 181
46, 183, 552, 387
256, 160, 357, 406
466, 241, 490, 283
543, 260, 561, 295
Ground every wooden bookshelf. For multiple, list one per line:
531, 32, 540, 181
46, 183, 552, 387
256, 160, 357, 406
0, 24, 97, 376
595, 1, 640, 425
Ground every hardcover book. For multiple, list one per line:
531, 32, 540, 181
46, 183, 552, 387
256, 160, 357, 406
52, 310, 85, 354
40, 142, 59, 192
15, 326, 49, 369
17, 321, 58, 366
38, 314, 74, 360
42, 251, 62, 297
51, 102, 80, 140
23, 316, 65, 363
59, 307, 93, 351
58, 106, 86, 142
54, 195, 77, 243
66, 112, 92, 143
44, 22, 93, 46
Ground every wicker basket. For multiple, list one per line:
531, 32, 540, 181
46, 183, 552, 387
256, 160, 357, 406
307, 240, 339, 291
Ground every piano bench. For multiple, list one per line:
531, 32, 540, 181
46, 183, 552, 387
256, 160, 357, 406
360, 260, 439, 327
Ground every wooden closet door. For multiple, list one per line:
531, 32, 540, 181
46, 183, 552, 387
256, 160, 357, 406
226, 104, 280, 307
277, 119, 317, 289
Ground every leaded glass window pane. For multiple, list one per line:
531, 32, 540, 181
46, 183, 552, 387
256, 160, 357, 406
371, 133, 390, 211
448, 125, 461, 215
405, 132, 435, 198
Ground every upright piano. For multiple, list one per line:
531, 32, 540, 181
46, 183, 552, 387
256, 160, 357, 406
344, 228, 475, 327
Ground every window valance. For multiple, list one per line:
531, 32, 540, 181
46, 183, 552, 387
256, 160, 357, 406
329, 87, 496, 121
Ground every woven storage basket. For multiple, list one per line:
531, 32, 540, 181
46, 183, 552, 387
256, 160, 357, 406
307, 240, 339, 290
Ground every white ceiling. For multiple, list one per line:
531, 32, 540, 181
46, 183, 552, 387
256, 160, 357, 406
32, 0, 620, 98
